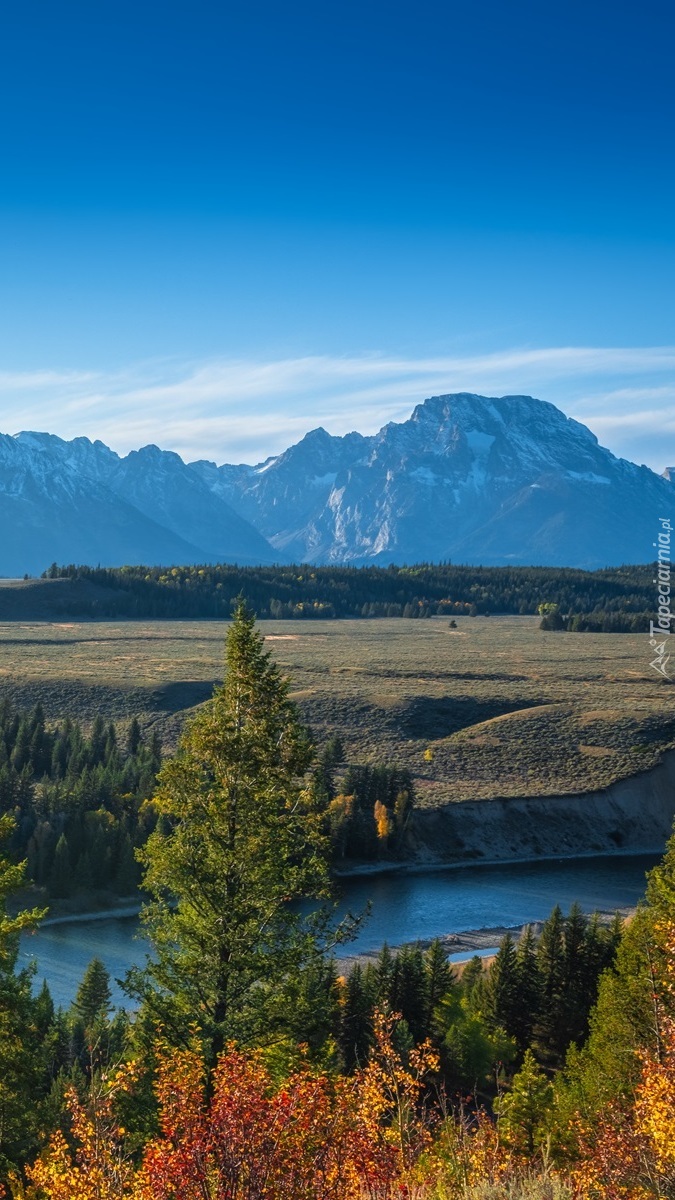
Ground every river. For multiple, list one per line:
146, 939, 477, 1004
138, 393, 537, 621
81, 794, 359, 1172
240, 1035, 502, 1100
18, 853, 659, 1009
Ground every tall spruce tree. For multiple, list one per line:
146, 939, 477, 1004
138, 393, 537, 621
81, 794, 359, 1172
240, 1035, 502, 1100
339, 963, 375, 1070
513, 924, 542, 1052
424, 939, 455, 1036
534, 904, 566, 1063
390, 944, 427, 1043
477, 932, 522, 1042
74, 958, 112, 1025
558, 902, 591, 1050
125, 602, 334, 1059
494, 1048, 554, 1155
555, 840, 675, 1124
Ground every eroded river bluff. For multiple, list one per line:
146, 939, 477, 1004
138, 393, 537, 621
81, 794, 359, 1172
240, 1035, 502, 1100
405, 747, 675, 865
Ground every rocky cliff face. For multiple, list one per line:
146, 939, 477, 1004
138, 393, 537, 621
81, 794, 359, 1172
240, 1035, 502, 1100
406, 748, 675, 866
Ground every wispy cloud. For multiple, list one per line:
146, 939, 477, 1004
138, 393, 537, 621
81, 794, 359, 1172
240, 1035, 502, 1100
1, 346, 674, 470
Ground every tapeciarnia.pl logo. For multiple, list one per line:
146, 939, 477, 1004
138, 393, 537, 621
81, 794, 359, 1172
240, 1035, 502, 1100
649, 517, 673, 679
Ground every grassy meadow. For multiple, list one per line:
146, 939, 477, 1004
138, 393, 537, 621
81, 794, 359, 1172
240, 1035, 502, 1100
0, 614, 672, 806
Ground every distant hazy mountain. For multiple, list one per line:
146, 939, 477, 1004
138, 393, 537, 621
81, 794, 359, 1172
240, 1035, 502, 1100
0, 431, 279, 576
1, 395, 671, 575
192, 393, 673, 568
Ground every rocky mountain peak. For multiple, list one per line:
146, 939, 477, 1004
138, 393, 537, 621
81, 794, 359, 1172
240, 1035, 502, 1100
191, 393, 668, 567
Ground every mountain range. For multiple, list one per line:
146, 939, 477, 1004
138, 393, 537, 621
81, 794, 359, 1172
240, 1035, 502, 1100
1, 394, 671, 575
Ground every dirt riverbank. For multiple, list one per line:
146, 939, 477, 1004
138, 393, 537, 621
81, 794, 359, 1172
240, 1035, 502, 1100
403, 747, 675, 867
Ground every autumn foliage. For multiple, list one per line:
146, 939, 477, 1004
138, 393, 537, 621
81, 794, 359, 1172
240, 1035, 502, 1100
565, 923, 675, 1199
21, 968, 675, 1200
25, 1062, 139, 1200
25, 1012, 439, 1200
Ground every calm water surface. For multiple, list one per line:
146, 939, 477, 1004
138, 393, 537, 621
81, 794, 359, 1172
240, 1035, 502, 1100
19, 853, 659, 1009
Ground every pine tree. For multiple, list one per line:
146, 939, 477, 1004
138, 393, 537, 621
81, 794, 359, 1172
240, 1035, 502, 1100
513, 924, 542, 1051
73, 849, 94, 892
113, 832, 139, 894
73, 958, 112, 1025
51, 735, 68, 779
494, 1048, 553, 1155
439, 989, 516, 1093
478, 933, 522, 1043
554, 837, 675, 1126
49, 833, 72, 899
126, 602, 334, 1060
374, 942, 395, 1005
88, 710, 106, 768
339, 964, 373, 1070
29, 705, 49, 778
559, 902, 591, 1049
390, 944, 427, 1043
460, 955, 484, 998
424, 939, 455, 1036
11, 722, 31, 773
534, 904, 566, 1063
265, 955, 340, 1059
126, 717, 142, 757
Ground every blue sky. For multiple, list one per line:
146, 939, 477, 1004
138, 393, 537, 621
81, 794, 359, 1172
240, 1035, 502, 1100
1, 0, 674, 468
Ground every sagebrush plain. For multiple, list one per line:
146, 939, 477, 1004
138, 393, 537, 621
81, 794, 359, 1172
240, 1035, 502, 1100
1, 615, 672, 806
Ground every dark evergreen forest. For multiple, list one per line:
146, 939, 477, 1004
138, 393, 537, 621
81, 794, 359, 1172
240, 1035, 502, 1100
43, 561, 655, 628
0, 701, 160, 902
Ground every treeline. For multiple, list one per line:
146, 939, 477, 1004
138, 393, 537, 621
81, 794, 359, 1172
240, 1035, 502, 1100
567, 609, 651, 632
42, 560, 656, 622
0, 701, 161, 900
539, 601, 653, 633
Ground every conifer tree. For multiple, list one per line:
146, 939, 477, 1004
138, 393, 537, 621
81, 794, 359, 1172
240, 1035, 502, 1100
534, 904, 566, 1062
113, 833, 139, 894
460, 955, 484, 998
126, 717, 142, 757
390, 944, 427, 1043
74, 958, 112, 1025
11, 721, 31, 773
89, 715, 107, 765
513, 924, 542, 1051
374, 942, 395, 1005
439, 988, 516, 1093
494, 1048, 553, 1155
424, 939, 455, 1035
49, 834, 71, 899
478, 933, 522, 1042
558, 902, 591, 1049
126, 602, 334, 1060
339, 963, 374, 1070
555, 843, 675, 1124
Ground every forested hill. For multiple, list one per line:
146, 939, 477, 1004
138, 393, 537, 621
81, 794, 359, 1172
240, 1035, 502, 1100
0, 561, 655, 622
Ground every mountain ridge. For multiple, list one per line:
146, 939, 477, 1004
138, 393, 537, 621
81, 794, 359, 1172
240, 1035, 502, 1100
0, 429, 280, 576
1, 394, 671, 574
